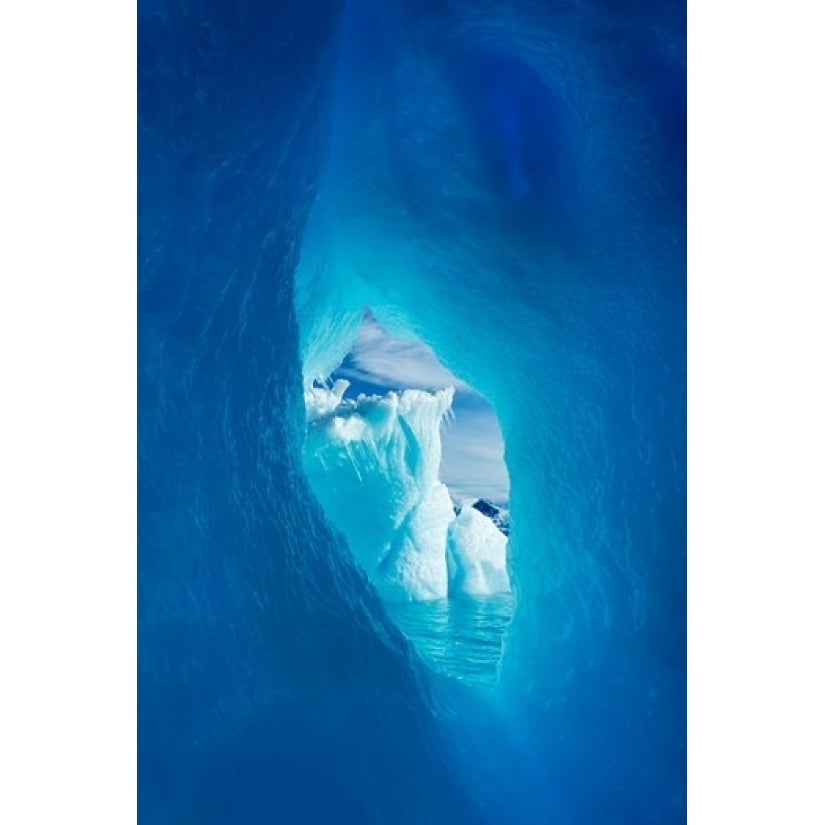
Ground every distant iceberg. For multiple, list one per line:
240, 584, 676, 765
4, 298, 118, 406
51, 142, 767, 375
447, 506, 509, 597
469, 498, 510, 536
303, 381, 510, 601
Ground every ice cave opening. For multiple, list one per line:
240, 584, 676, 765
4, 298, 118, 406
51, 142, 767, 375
302, 310, 513, 683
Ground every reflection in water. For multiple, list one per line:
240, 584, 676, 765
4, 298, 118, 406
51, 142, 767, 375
387, 594, 515, 684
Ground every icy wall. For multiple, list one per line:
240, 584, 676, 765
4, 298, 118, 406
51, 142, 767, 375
139, 1, 685, 823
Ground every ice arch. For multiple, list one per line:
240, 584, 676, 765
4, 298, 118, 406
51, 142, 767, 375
139, 0, 685, 822
299, 313, 515, 681
293, 0, 685, 816
294, 0, 685, 696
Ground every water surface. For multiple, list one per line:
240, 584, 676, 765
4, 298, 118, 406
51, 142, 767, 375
388, 594, 515, 684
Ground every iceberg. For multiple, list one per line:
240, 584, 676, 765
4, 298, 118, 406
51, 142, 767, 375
303, 381, 510, 601
469, 498, 510, 536
447, 506, 510, 597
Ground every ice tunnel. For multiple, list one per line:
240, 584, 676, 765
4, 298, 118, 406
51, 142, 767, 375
301, 313, 514, 681
138, 0, 686, 823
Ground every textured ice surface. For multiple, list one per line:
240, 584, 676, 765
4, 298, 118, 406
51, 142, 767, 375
139, 0, 685, 822
303, 382, 510, 600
